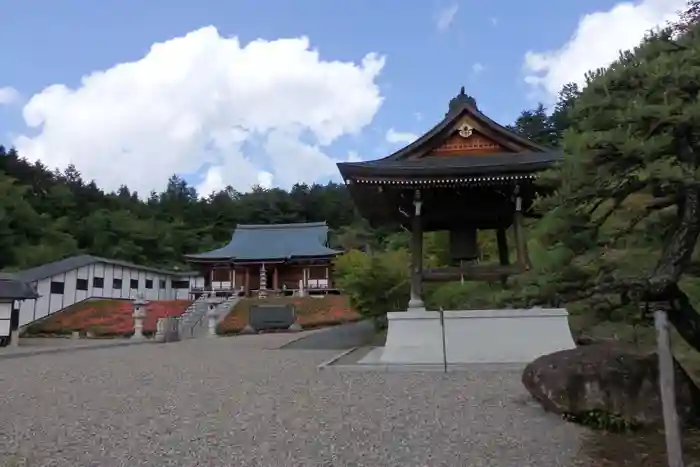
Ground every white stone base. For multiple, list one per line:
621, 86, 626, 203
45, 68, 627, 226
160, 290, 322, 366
366, 308, 576, 365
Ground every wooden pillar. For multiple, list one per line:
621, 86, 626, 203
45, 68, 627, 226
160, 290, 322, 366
513, 186, 531, 270
408, 190, 425, 310
653, 304, 684, 467
244, 267, 250, 297
496, 228, 509, 265
273, 266, 279, 290
497, 227, 510, 287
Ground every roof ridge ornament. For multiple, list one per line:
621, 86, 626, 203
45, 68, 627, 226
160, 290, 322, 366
447, 86, 478, 115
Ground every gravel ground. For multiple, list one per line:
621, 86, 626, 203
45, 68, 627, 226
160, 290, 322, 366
0, 334, 593, 467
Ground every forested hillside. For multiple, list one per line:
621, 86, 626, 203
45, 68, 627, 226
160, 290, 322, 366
0, 146, 361, 271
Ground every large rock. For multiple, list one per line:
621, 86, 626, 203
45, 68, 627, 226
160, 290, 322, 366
522, 343, 700, 427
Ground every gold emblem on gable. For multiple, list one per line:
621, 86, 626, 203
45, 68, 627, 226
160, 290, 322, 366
458, 123, 474, 139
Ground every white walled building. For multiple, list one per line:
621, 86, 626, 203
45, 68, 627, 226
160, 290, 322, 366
6, 255, 204, 327
0, 275, 39, 345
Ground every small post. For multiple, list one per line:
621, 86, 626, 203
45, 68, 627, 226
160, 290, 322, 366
439, 307, 447, 373
10, 329, 19, 347
207, 293, 219, 337
132, 293, 149, 340
154, 318, 166, 343
654, 304, 684, 467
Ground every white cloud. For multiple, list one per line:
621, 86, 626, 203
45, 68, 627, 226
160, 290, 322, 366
386, 128, 418, 145
436, 3, 459, 31
523, 0, 685, 101
471, 62, 485, 75
0, 86, 19, 105
13, 27, 385, 196
257, 171, 274, 189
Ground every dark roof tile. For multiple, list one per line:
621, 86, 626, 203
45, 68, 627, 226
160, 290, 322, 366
0, 275, 39, 300
5, 255, 196, 284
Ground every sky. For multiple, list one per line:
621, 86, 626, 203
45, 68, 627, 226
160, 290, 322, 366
0, 0, 686, 197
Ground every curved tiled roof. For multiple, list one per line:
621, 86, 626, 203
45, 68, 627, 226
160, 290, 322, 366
5, 255, 196, 284
184, 222, 341, 262
337, 87, 558, 182
0, 274, 39, 300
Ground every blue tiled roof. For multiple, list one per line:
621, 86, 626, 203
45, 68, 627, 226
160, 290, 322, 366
184, 222, 341, 261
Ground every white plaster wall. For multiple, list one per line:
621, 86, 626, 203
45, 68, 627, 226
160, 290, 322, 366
93, 263, 105, 297
34, 278, 51, 321
75, 266, 89, 303
19, 288, 36, 327
0, 301, 12, 337
15, 261, 203, 327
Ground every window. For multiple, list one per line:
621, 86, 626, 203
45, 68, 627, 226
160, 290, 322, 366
50, 281, 65, 294
93, 277, 104, 288
159, 280, 166, 289
171, 280, 189, 289
113, 278, 122, 289
76, 278, 88, 291
130, 279, 139, 289
145, 279, 153, 289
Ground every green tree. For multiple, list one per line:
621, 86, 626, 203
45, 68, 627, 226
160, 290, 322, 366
518, 23, 700, 351
333, 249, 409, 328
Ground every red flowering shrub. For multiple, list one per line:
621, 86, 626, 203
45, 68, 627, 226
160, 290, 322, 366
25, 299, 192, 337
216, 295, 361, 335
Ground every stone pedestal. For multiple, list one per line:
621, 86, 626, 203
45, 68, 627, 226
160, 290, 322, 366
363, 308, 576, 365
154, 318, 166, 343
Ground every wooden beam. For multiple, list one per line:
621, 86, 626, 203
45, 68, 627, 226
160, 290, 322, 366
422, 265, 523, 282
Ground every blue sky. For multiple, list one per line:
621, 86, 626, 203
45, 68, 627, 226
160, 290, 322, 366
0, 0, 683, 196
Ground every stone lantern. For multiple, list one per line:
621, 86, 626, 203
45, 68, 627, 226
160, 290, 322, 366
132, 293, 149, 340
206, 293, 220, 337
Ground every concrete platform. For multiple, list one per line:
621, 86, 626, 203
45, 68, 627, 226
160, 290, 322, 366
360, 308, 576, 365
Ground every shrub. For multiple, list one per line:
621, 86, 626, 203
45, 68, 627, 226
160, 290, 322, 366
334, 249, 409, 329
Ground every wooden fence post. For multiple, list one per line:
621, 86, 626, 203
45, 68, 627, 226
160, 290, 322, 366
654, 304, 684, 467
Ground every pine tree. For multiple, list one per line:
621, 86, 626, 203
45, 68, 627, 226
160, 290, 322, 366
523, 23, 700, 351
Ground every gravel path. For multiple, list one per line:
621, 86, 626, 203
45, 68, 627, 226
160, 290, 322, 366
0, 335, 593, 467
282, 321, 375, 350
